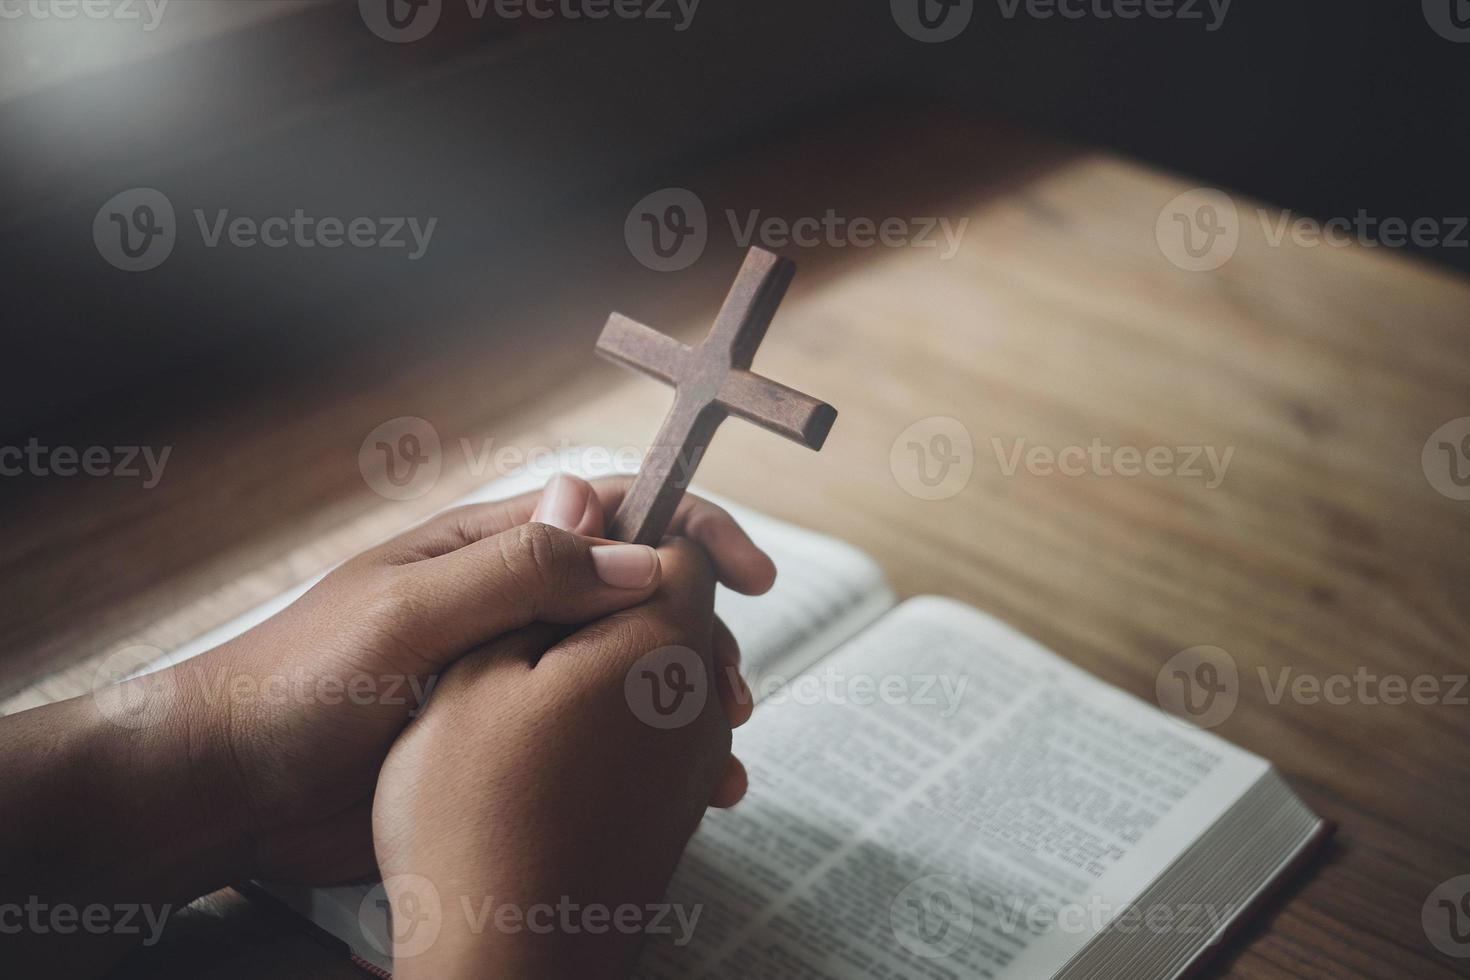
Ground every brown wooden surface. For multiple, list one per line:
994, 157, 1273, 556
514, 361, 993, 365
2, 111, 1468, 978
597, 246, 836, 545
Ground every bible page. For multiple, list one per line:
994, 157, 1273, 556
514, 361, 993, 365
634, 596, 1272, 979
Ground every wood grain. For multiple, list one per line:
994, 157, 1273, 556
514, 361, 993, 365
596, 247, 836, 545
2, 111, 1467, 978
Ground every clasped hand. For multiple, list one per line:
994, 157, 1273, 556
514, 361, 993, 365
0, 474, 767, 978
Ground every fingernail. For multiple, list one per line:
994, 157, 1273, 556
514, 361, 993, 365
532, 474, 582, 531
591, 545, 659, 589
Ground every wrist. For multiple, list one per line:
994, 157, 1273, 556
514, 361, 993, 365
0, 668, 255, 917
157, 659, 262, 880
84, 660, 258, 892
0, 673, 255, 975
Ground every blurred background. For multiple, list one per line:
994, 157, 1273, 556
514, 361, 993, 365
5, 12, 1470, 975
2, 0, 1465, 440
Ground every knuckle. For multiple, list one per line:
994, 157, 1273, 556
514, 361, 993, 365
682, 496, 732, 537
563, 607, 698, 688
440, 504, 481, 544
625, 601, 695, 652
588, 609, 674, 665
364, 566, 436, 641
660, 537, 716, 590
505, 522, 567, 591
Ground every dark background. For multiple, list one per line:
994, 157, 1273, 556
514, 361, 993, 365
1, 0, 1463, 444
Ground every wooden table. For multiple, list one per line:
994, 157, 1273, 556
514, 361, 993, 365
3, 111, 1468, 979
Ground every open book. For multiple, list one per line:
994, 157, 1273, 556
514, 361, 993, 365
161, 470, 1329, 979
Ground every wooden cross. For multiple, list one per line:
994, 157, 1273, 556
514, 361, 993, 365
596, 247, 837, 545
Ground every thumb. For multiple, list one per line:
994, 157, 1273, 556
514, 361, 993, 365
382, 522, 661, 660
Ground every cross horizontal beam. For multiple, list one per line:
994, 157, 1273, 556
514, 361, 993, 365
594, 248, 836, 544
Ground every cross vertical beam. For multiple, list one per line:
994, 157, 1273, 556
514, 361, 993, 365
594, 247, 837, 545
